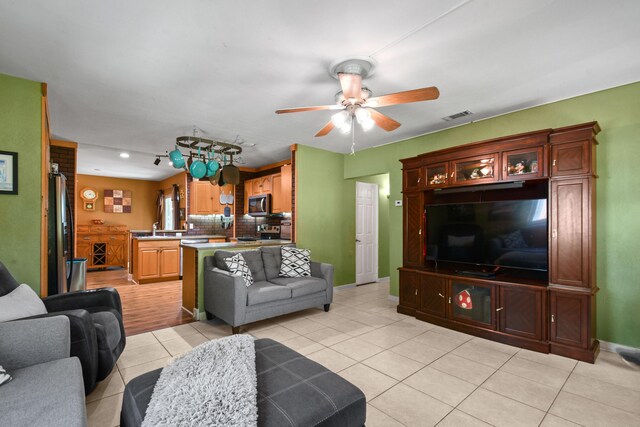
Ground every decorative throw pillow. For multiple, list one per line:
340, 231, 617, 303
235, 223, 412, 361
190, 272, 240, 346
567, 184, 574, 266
500, 230, 528, 249
0, 365, 12, 386
279, 247, 311, 278
224, 253, 254, 287
0, 284, 48, 322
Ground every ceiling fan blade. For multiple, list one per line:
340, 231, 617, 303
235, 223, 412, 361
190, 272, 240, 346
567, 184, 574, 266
365, 86, 440, 108
315, 120, 335, 137
275, 104, 343, 114
368, 108, 401, 132
338, 73, 362, 101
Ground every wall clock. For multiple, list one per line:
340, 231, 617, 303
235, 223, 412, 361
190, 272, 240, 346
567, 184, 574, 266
80, 187, 98, 211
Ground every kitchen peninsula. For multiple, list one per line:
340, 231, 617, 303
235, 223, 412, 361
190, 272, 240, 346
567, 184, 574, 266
180, 239, 292, 319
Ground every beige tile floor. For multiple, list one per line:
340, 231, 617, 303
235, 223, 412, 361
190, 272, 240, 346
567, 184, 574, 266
86, 279, 640, 427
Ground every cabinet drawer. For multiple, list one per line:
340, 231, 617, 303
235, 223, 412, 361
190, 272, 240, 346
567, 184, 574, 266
136, 239, 180, 248
101, 234, 125, 241
77, 225, 91, 233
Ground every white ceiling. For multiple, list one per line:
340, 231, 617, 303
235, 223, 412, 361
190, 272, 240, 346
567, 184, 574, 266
1, 0, 639, 180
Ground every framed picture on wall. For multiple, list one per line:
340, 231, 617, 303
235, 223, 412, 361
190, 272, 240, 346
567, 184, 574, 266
0, 151, 18, 195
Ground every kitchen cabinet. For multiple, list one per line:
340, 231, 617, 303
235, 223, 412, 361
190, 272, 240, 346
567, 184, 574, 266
189, 181, 233, 215
132, 239, 180, 283
243, 165, 293, 214
76, 225, 128, 270
271, 173, 282, 213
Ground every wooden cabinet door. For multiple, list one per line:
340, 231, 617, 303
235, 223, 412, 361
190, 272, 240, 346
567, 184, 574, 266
399, 270, 419, 309
498, 286, 545, 341
551, 140, 591, 177
252, 179, 263, 195
451, 153, 498, 186
550, 177, 592, 288
271, 173, 282, 213
549, 291, 590, 349
448, 280, 496, 330
281, 164, 292, 212
190, 181, 214, 214
502, 146, 545, 181
403, 192, 424, 267
403, 167, 424, 192
139, 248, 160, 279
260, 176, 272, 193
425, 163, 449, 188
76, 242, 92, 264
159, 248, 180, 277
107, 240, 125, 267
419, 275, 447, 317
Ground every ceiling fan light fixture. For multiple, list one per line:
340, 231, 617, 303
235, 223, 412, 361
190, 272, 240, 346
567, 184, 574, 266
354, 107, 371, 122
360, 117, 375, 131
331, 110, 350, 127
339, 118, 352, 134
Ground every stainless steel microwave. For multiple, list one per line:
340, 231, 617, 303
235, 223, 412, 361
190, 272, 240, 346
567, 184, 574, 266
248, 194, 270, 216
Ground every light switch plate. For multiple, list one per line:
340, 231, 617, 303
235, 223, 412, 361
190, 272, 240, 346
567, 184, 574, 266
189, 223, 194, 229
394, 200, 403, 207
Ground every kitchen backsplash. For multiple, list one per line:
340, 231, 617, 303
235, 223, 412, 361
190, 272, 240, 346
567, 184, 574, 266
187, 214, 282, 238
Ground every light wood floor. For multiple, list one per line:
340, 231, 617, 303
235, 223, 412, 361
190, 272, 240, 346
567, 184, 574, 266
87, 269, 194, 336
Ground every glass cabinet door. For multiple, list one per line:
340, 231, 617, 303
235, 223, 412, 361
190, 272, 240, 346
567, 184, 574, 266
502, 146, 544, 180
448, 280, 496, 329
451, 154, 497, 185
425, 163, 449, 188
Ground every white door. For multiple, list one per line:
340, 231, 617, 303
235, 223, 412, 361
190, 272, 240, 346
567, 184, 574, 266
356, 182, 378, 285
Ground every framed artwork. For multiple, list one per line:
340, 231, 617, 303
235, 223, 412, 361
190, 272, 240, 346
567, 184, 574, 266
104, 189, 132, 213
0, 151, 18, 195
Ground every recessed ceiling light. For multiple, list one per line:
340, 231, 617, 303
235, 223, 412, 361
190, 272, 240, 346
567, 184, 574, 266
120, 152, 130, 158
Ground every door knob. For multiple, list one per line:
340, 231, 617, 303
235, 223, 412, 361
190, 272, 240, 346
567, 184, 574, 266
438, 293, 445, 298
355, 239, 361, 242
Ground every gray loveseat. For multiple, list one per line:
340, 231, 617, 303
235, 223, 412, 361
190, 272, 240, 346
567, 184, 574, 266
203, 245, 333, 333
0, 316, 86, 427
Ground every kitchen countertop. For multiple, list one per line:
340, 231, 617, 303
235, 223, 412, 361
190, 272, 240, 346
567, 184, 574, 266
180, 239, 292, 249
132, 234, 227, 241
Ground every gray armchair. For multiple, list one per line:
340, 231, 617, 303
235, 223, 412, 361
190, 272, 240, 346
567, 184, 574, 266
0, 316, 86, 427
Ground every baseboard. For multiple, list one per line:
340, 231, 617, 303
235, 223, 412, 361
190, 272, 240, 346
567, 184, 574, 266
388, 295, 399, 302
334, 283, 357, 291
599, 340, 640, 354
378, 276, 390, 281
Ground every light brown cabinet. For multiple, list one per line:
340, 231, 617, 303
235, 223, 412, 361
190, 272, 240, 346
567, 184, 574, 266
76, 225, 128, 270
189, 181, 233, 215
402, 192, 423, 267
132, 239, 180, 283
243, 165, 293, 214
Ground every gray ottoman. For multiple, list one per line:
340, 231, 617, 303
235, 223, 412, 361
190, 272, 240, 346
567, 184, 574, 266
120, 338, 366, 427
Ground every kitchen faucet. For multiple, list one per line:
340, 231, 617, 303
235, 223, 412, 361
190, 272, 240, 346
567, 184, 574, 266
152, 222, 159, 236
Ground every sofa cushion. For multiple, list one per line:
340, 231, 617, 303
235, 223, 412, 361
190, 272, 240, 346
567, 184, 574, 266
269, 277, 327, 298
0, 357, 86, 427
247, 281, 292, 306
260, 246, 283, 280
215, 249, 266, 282
0, 284, 48, 322
279, 247, 311, 278
91, 310, 122, 351
224, 253, 254, 287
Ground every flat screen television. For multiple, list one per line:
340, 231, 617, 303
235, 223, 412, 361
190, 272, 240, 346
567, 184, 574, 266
425, 199, 548, 272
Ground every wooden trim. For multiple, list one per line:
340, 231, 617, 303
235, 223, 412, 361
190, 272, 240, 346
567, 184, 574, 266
292, 145, 297, 242
50, 139, 78, 148
40, 84, 50, 297
290, 144, 298, 152
238, 159, 291, 173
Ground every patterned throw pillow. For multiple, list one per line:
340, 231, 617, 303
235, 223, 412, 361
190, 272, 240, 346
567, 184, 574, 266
279, 247, 311, 278
0, 365, 12, 386
224, 253, 254, 287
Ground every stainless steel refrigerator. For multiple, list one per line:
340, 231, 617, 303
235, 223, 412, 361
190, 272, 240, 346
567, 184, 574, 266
47, 172, 74, 295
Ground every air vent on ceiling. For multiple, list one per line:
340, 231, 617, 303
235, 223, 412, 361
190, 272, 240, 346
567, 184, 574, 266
441, 110, 473, 121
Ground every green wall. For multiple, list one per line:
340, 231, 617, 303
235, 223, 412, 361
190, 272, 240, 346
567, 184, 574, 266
297, 81, 640, 347
0, 73, 42, 292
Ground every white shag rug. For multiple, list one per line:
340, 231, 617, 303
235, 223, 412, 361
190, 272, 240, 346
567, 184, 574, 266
142, 334, 257, 427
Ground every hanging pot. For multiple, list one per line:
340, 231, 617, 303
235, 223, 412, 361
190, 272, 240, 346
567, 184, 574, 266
218, 169, 225, 186
222, 154, 240, 185
189, 148, 207, 179
169, 147, 185, 169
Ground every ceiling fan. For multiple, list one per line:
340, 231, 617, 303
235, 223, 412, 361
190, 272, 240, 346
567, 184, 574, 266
275, 58, 440, 137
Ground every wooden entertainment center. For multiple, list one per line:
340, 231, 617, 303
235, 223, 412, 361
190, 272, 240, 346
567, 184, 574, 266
398, 122, 600, 362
